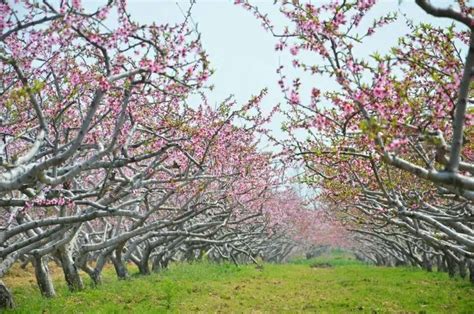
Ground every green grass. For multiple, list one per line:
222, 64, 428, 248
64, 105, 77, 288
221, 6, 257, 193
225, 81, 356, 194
4, 253, 473, 313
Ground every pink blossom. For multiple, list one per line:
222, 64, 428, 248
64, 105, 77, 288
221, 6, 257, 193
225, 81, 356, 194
373, 85, 386, 99
149, 62, 162, 73
290, 46, 299, 56
97, 7, 110, 19
386, 138, 409, 152
357, 0, 376, 10
275, 42, 284, 51
98, 76, 111, 91
289, 90, 300, 105
70, 72, 81, 85
311, 88, 320, 99
334, 12, 346, 26
71, 0, 81, 9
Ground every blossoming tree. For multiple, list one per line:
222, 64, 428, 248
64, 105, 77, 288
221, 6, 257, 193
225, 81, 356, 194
239, 0, 474, 280
0, 0, 325, 308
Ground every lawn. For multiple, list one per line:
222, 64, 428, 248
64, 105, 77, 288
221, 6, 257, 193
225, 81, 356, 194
3, 253, 473, 313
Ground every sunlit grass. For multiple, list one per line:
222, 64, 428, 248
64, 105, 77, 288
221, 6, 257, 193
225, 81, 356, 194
4, 253, 473, 313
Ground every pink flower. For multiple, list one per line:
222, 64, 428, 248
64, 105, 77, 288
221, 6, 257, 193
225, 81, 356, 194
275, 42, 285, 51
198, 71, 209, 83
387, 138, 409, 152
149, 62, 162, 73
334, 12, 346, 26
357, 0, 376, 10
98, 76, 110, 91
70, 72, 81, 85
72, 0, 81, 9
290, 46, 299, 56
289, 90, 300, 105
347, 59, 362, 73
97, 7, 109, 19
373, 86, 386, 99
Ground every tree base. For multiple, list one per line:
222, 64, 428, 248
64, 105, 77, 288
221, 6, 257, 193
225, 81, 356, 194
0, 280, 14, 309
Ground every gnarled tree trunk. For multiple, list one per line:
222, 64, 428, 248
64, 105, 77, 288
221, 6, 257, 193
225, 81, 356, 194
458, 259, 467, 279
422, 254, 433, 272
0, 280, 14, 309
468, 259, 474, 284
112, 246, 129, 280
33, 256, 56, 298
138, 247, 152, 275
57, 245, 84, 291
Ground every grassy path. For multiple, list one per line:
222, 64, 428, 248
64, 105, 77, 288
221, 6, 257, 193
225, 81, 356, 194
4, 255, 473, 313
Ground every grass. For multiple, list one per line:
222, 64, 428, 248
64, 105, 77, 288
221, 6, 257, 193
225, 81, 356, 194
3, 252, 473, 313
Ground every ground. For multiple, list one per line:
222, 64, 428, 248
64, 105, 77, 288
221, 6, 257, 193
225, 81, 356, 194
3, 253, 473, 313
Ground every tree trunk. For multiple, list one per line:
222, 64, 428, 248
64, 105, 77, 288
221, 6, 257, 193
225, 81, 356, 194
458, 259, 467, 279
112, 248, 129, 280
184, 248, 195, 262
0, 280, 14, 309
468, 259, 474, 284
57, 246, 84, 291
446, 256, 456, 278
33, 256, 56, 298
437, 256, 447, 272
422, 254, 432, 272
76, 253, 103, 287
138, 247, 152, 275
152, 253, 164, 272
112, 258, 129, 279
89, 248, 114, 285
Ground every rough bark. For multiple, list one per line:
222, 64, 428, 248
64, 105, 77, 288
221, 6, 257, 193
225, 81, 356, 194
446, 256, 456, 278
468, 260, 474, 284
57, 246, 84, 291
112, 247, 129, 280
152, 253, 164, 272
458, 259, 467, 279
138, 247, 151, 275
0, 280, 14, 309
422, 254, 433, 272
33, 256, 56, 298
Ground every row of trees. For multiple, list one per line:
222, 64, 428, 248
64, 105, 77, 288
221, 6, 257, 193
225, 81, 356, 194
0, 1, 344, 308
240, 0, 474, 281
4, 0, 471, 309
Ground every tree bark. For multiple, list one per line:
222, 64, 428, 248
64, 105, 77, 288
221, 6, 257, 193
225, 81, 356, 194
0, 280, 14, 309
468, 259, 474, 284
138, 247, 152, 275
33, 256, 56, 298
112, 247, 129, 280
446, 256, 456, 278
152, 253, 164, 272
422, 254, 433, 272
458, 258, 467, 279
57, 246, 84, 291
437, 256, 447, 272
